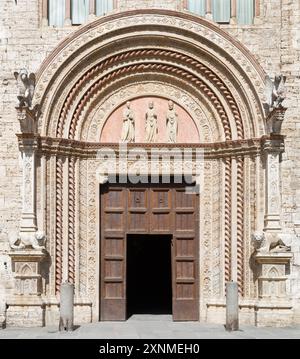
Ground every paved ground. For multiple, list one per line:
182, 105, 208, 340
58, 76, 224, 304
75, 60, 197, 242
0, 315, 300, 339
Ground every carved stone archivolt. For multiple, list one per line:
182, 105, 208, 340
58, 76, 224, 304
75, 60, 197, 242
65, 61, 234, 141
34, 11, 265, 119
84, 81, 216, 144
33, 11, 265, 141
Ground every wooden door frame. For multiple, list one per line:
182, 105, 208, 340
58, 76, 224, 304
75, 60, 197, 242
99, 180, 200, 321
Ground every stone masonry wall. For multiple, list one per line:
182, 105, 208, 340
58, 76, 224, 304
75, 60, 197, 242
118, 0, 182, 10
0, 0, 300, 322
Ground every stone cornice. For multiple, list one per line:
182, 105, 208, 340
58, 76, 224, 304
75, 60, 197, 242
15, 135, 283, 159
261, 134, 285, 153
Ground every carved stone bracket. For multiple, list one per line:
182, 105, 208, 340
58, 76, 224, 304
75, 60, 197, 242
16, 106, 38, 134
266, 107, 287, 135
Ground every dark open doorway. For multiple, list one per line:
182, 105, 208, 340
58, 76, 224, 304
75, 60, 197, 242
127, 234, 172, 318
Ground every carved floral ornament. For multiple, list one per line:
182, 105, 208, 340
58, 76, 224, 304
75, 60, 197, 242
31, 10, 267, 141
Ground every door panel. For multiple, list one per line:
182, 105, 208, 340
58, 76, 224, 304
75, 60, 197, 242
127, 189, 148, 232
150, 189, 172, 233
100, 183, 199, 321
101, 187, 127, 321
172, 189, 199, 321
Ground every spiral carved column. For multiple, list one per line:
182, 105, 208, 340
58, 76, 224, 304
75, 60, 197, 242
224, 158, 232, 285
68, 157, 76, 284
55, 157, 63, 294
236, 156, 245, 296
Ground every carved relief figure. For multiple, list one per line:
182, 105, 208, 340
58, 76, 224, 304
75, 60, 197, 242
166, 100, 178, 143
252, 231, 291, 253
121, 101, 135, 143
10, 231, 46, 250
264, 74, 287, 114
14, 68, 36, 108
145, 101, 158, 143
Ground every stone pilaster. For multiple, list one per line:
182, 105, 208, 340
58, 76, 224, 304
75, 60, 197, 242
6, 107, 47, 327
16, 107, 40, 248
262, 135, 285, 232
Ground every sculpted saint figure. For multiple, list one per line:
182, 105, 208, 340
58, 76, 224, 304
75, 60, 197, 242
145, 101, 158, 143
121, 101, 135, 143
166, 100, 178, 143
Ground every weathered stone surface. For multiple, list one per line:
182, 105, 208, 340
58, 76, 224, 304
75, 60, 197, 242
0, 0, 300, 328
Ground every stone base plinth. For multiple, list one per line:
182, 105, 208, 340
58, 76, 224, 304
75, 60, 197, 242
5, 295, 93, 327
206, 298, 294, 327
6, 297, 45, 327
44, 297, 93, 326
255, 301, 293, 327
255, 253, 292, 299
206, 299, 257, 326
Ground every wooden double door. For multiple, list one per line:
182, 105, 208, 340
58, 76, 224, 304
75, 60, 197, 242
100, 182, 199, 321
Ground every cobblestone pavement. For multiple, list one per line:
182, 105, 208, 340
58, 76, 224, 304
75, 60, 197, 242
0, 315, 299, 339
